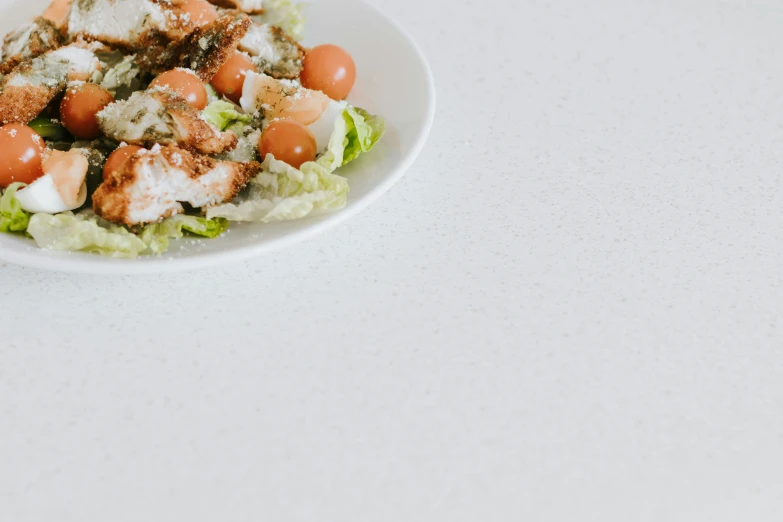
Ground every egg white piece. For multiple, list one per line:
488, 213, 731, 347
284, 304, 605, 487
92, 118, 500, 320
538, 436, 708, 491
239, 70, 268, 115
17, 175, 87, 214
308, 99, 348, 153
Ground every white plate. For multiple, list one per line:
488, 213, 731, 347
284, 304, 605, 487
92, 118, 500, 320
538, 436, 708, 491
0, 0, 435, 274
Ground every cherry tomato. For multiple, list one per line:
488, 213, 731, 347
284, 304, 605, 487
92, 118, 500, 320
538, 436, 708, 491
60, 83, 114, 140
150, 69, 208, 110
210, 53, 257, 104
301, 44, 356, 101
0, 124, 45, 188
102, 145, 144, 181
259, 119, 317, 169
179, 0, 218, 27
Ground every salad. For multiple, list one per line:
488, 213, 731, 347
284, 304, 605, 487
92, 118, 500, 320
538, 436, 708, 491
0, 0, 384, 257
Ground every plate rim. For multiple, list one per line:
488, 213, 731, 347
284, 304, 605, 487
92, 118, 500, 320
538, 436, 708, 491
0, 0, 436, 275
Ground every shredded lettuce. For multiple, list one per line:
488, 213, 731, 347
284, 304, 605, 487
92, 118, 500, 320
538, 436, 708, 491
203, 101, 253, 134
0, 183, 30, 233
27, 213, 228, 258
255, 0, 305, 40
342, 107, 385, 166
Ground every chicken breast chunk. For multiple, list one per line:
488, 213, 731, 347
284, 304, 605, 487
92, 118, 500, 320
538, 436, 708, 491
0, 17, 64, 75
67, 0, 193, 51
93, 143, 260, 225
238, 24, 304, 79
97, 89, 238, 154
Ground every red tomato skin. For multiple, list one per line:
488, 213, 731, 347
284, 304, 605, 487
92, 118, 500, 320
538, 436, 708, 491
301, 44, 357, 101
0, 124, 46, 187
258, 119, 318, 169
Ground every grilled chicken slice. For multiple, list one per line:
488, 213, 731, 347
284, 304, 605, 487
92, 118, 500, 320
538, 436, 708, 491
0, 45, 101, 125
67, 0, 193, 52
207, 0, 263, 15
97, 89, 239, 154
238, 24, 304, 79
0, 17, 64, 75
93, 144, 260, 225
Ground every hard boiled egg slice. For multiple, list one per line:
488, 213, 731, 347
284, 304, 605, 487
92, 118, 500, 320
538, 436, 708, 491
17, 149, 88, 214
307, 99, 348, 153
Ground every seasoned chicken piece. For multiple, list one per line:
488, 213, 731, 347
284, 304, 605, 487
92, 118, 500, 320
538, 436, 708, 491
207, 0, 263, 15
238, 24, 304, 79
68, 0, 193, 52
97, 89, 238, 154
156, 13, 251, 81
0, 45, 101, 124
93, 144, 260, 225
0, 17, 64, 75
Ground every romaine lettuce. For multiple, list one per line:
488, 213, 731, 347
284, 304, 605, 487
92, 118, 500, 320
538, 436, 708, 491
342, 107, 385, 166
203, 101, 253, 134
207, 154, 349, 222
139, 215, 228, 254
27, 213, 228, 258
0, 183, 31, 233
100, 54, 141, 97
27, 212, 148, 258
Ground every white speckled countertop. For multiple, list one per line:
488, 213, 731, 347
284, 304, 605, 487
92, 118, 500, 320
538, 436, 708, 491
2, 0, 783, 520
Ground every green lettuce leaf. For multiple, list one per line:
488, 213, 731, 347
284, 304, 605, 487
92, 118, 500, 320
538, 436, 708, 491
203, 101, 252, 134
342, 107, 385, 166
100, 54, 141, 97
139, 215, 229, 254
27, 213, 229, 258
255, 0, 305, 40
27, 212, 148, 258
206, 154, 349, 223
0, 183, 31, 233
